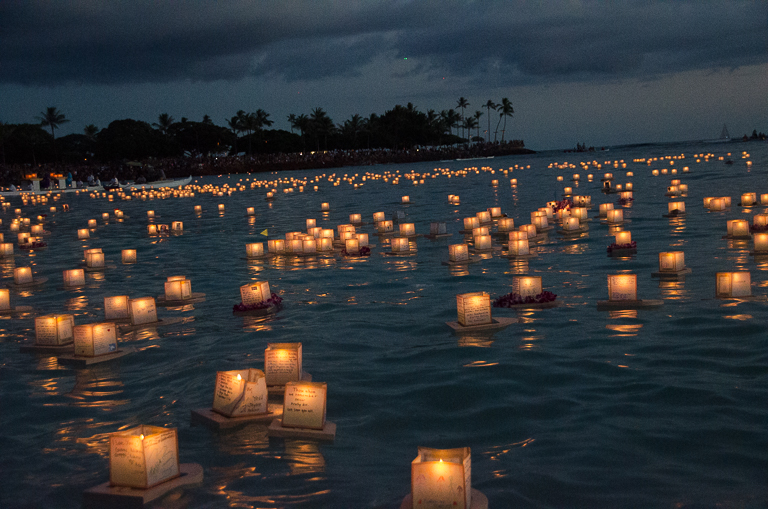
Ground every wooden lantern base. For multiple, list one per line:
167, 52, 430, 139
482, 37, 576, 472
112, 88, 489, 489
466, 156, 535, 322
191, 403, 283, 429
662, 212, 686, 218
6, 277, 48, 288
716, 294, 767, 301
651, 268, 692, 278
446, 317, 517, 333
501, 252, 537, 260
441, 258, 481, 266
243, 254, 271, 260
267, 419, 336, 441
20, 342, 74, 354
267, 372, 313, 395
423, 233, 453, 240
557, 227, 589, 235
57, 347, 135, 367
597, 299, 664, 310
382, 250, 417, 257
82, 463, 203, 509
156, 293, 206, 306
233, 303, 280, 316
83, 264, 117, 273
470, 245, 502, 255
496, 300, 560, 309
400, 488, 488, 509
373, 231, 396, 237
0, 305, 33, 315
118, 317, 185, 332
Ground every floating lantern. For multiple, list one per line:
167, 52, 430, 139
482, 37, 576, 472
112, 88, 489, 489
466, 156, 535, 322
572, 173, 580, 180
194, 205, 202, 213
508, 237, 530, 256
603, 172, 613, 180
491, 179, 499, 186
171, 221, 183, 232
391, 237, 410, 252
349, 213, 362, 224
726, 219, 750, 238
556, 208, 570, 221
723, 196, 732, 207
373, 211, 385, 223
14, 267, 33, 285
302, 238, 317, 253
30, 224, 43, 235
666, 186, 680, 196
165, 276, 191, 301
449, 244, 469, 262
246, 207, 255, 216
109, 426, 179, 489
306, 218, 317, 230
716, 272, 751, 298
212, 368, 268, 417
377, 220, 394, 234
620, 191, 633, 201
456, 292, 491, 326
355, 233, 369, 247
563, 217, 581, 231
532, 214, 549, 231
86, 251, 105, 269
571, 207, 588, 221
265, 343, 303, 386
122, 249, 137, 264
0, 288, 9, 311
281, 381, 327, 430
9, 221, 19, 232
741, 193, 757, 206
607, 209, 624, 224
321, 202, 330, 211
399, 223, 416, 236
599, 203, 614, 218
147, 224, 158, 235
476, 211, 491, 224
607, 274, 637, 301
240, 281, 271, 306
557, 176, 564, 182
287, 238, 303, 254
17, 232, 30, 245
474, 234, 492, 250
74, 322, 118, 357
668, 202, 685, 215
510, 178, 517, 185
488, 207, 502, 218
308, 227, 321, 238
519, 224, 537, 238
761, 194, 768, 205
0, 243, 14, 256
514, 276, 542, 297
401, 196, 410, 204
497, 217, 515, 232
709, 198, 726, 211
753, 214, 768, 229
268, 239, 286, 254
615, 231, 632, 245
678, 184, 688, 193
128, 297, 158, 325
411, 447, 472, 509
463, 217, 480, 231
246, 243, 264, 258
317, 237, 334, 252
753, 233, 768, 252
392, 210, 406, 222
61, 268, 86, 288
147, 210, 155, 218
104, 296, 130, 320
625, 183, 633, 190
218, 204, 225, 211
658, 251, 686, 272
345, 238, 360, 255
78, 228, 90, 239
472, 227, 489, 237
101, 212, 110, 221
35, 314, 74, 345
87, 219, 97, 228
320, 229, 334, 239
563, 186, 573, 196
430, 222, 447, 235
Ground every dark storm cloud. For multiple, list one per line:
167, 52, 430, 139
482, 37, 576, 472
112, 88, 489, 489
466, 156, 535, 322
1, 1, 765, 87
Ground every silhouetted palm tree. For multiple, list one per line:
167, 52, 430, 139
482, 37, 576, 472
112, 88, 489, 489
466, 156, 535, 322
463, 117, 478, 142
498, 98, 514, 142
202, 114, 213, 125
473, 111, 483, 141
310, 108, 334, 151
37, 107, 69, 141
83, 124, 99, 141
226, 114, 243, 154
456, 97, 469, 139
484, 100, 497, 142
153, 113, 175, 135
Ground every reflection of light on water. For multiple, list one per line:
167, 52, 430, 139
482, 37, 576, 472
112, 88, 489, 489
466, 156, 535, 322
506, 259, 529, 275
120, 327, 162, 343
482, 438, 535, 478
285, 440, 326, 476
755, 258, 768, 272
165, 304, 195, 312
458, 334, 495, 347
63, 366, 128, 409
448, 265, 470, 277
606, 323, 643, 337
35, 357, 68, 371
386, 260, 418, 272
668, 217, 686, 234
723, 314, 753, 321
658, 280, 689, 300
560, 242, 589, 254
463, 360, 499, 367
64, 295, 88, 311
608, 310, 638, 319
87, 271, 105, 282
242, 315, 275, 332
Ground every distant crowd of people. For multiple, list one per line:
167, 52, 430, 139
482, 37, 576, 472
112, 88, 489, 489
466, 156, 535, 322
0, 140, 528, 191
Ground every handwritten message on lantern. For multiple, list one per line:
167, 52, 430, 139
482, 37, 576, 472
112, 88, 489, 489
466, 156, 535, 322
282, 382, 327, 430
265, 343, 302, 386
213, 369, 268, 417
109, 426, 179, 489
411, 446, 472, 509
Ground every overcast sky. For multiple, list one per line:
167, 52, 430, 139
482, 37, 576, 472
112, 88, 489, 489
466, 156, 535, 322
1, 0, 766, 151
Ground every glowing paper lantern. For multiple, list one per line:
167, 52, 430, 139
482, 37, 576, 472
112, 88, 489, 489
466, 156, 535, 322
87, 219, 97, 228
563, 217, 581, 231
246, 243, 264, 258
614, 231, 632, 244
281, 381, 327, 430
194, 205, 202, 213
476, 211, 491, 224
212, 368, 268, 417
741, 193, 757, 206
508, 237, 530, 256
317, 237, 334, 252
268, 239, 286, 254
753, 233, 768, 252
306, 218, 317, 230
472, 227, 489, 237
373, 211, 386, 223
122, 249, 137, 264
171, 221, 183, 232
0, 243, 13, 256
246, 207, 255, 216
399, 223, 416, 236
607, 274, 637, 301
349, 213, 362, 224
147, 210, 155, 218
716, 272, 751, 298
430, 222, 447, 235
165, 276, 191, 300
411, 447, 472, 509
14, 267, 33, 285
456, 292, 492, 326
0, 289, 9, 311
761, 194, 768, 205
474, 235, 492, 250
727, 219, 750, 237
86, 251, 105, 268
488, 207, 502, 218
401, 195, 410, 204
513, 276, 542, 297
378, 220, 394, 234
753, 214, 768, 229
658, 252, 685, 272
240, 281, 271, 306
709, 198, 726, 211
109, 426, 179, 489
563, 186, 573, 195
321, 202, 330, 211
463, 217, 480, 231
497, 217, 515, 232
391, 237, 410, 252
218, 204, 225, 211
345, 238, 360, 254
449, 244, 469, 262
607, 209, 624, 224
571, 207, 588, 221
265, 343, 303, 386
35, 314, 74, 345
63, 268, 86, 287
104, 296, 130, 320
128, 297, 158, 325
78, 228, 90, 239
147, 224, 158, 236
599, 203, 614, 218
519, 224, 537, 238
74, 322, 118, 357
668, 202, 685, 214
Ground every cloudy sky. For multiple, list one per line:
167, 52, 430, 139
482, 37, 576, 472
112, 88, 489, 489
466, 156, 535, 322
1, 0, 766, 150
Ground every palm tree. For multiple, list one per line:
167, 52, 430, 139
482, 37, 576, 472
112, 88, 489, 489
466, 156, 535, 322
310, 108, 334, 151
202, 114, 213, 125
289, 114, 311, 150
226, 114, 243, 154
456, 97, 469, 139
463, 117, 478, 142
37, 107, 69, 141
152, 113, 175, 136
83, 124, 99, 141
498, 98, 514, 142
473, 111, 483, 141
341, 114, 365, 148
484, 100, 497, 142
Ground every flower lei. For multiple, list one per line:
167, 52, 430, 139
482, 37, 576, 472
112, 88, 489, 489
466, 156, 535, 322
607, 241, 637, 252
341, 246, 371, 257
20, 241, 47, 250
550, 199, 573, 213
492, 291, 557, 307
233, 293, 283, 312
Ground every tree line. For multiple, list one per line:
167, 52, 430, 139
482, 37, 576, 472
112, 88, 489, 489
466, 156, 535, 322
0, 98, 522, 166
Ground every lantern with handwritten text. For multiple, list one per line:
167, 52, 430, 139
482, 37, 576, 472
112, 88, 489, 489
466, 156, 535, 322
411, 447, 472, 509
378, 220, 394, 234
35, 314, 74, 346
63, 268, 86, 287
607, 209, 624, 224
265, 342, 303, 386
212, 368, 268, 417
14, 267, 33, 285
109, 425, 179, 489
74, 322, 118, 357
165, 276, 191, 301
513, 276, 542, 298
607, 274, 637, 301
727, 219, 750, 238
456, 292, 492, 326
391, 237, 410, 253
281, 381, 327, 430
449, 243, 469, 262
716, 272, 751, 298
497, 217, 515, 232
104, 296, 130, 320
128, 297, 158, 325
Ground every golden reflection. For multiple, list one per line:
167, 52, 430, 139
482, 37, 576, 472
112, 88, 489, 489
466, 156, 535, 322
448, 265, 470, 277
119, 326, 162, 343
458, 333, 495, 347
723, 314, 753, 320
87, 271, 105, 282
64, 366, 128, 409
560, 242, 589, 254
242, 315, 276, 332
506, 259, 529, 275
668, 216, 686, 233
658, 280, 689, 300
164, 304, 196, 312
213, 423, 270, 457
754, 256, 768, 271
385, 260, 418, 272
65, 295, 89, 311
608, 310, 638, 319
463, 360, 499, 367
284, 440, 326, 475
35, 356, 68, 371
605, 323, 643, 337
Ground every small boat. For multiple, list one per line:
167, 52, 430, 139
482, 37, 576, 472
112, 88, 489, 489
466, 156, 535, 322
0, 176, 193, 198
706, 124, 731, 144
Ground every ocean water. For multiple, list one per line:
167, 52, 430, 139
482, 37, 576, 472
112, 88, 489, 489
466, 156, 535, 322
1, 140, 767, 509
